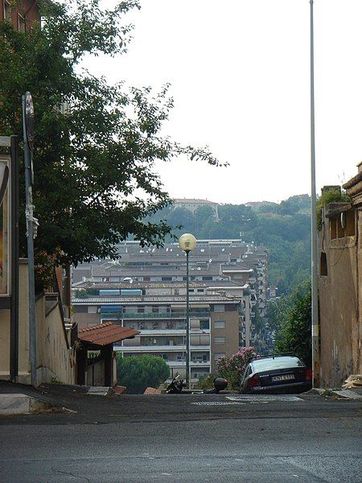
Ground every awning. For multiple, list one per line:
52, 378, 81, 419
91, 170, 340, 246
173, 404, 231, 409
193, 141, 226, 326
78, 322, 139, 347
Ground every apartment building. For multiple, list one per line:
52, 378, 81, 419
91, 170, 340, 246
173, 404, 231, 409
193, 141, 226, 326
72, 288, 241, 380
1, 0, 40, 30
72, 239, 268, 381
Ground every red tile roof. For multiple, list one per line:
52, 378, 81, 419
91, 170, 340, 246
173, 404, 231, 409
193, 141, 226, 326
78, 322, 139, 347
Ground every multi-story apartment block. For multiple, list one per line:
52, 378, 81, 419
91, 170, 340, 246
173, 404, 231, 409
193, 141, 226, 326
72, 288, 241, 381
72, 239, 268, 381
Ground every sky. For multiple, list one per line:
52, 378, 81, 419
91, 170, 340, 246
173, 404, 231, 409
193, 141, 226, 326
88, 0, 362, 204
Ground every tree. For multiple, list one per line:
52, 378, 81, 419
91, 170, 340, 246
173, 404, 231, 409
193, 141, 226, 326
116, 354, 170, 394
274, 282, 312, 366
0, 0, 223, 276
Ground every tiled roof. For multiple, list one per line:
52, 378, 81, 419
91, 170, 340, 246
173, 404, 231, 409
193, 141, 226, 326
78, 322, 139, 346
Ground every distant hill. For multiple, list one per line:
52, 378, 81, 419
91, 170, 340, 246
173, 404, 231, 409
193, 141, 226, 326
147, 194, 311, 294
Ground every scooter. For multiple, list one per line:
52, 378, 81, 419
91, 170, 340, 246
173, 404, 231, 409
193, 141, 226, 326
166, 374, 186, 393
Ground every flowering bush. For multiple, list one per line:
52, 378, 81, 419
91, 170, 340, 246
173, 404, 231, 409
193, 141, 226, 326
217, 347, 256, 390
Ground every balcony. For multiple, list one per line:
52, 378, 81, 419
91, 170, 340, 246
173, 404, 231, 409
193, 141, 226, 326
111, 311, 210, 320
114, 345, 211, 353
167, 361, 211, 368
137, 329, 210, 337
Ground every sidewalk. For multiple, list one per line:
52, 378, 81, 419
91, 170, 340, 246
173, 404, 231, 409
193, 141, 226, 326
311, 386, 362, 400
0, 381, 58, 415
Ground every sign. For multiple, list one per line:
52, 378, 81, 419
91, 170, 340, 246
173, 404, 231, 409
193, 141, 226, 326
0, 155, 10, 296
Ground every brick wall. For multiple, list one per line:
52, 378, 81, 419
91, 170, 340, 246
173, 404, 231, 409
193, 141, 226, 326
0, 0, 40, 30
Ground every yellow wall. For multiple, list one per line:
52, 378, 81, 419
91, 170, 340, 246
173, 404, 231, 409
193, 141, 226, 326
0, 260, 75, 384
319, 214, 361, 387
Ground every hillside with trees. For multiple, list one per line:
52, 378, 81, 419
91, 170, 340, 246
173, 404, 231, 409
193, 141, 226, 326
148, 194, 311, 294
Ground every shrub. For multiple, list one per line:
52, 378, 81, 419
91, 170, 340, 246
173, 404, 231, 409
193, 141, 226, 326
217, 347, 256, 390
116, 354, 170, 394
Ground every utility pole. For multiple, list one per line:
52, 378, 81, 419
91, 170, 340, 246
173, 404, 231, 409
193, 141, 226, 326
22, 92, 38, 387
310, 0, 320, 387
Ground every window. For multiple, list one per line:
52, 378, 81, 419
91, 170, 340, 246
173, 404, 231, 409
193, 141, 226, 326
213, 304, 225, 313
4, 1, 11, 22
17, 14, 26, 32
330, 218, 337, 240
345, 211, 355, 237
320, 252, 328, 276
214, 320, 225, 329
200, 319, 209, 330
214, 337, 226, 344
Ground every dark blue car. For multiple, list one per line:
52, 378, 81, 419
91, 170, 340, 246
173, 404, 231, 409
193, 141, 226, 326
240, 356, 312, 394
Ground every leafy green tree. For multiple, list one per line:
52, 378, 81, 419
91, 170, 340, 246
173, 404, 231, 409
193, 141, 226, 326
274, 282, 312, 366
0, 0, 222, 274
117, 354, 170, 393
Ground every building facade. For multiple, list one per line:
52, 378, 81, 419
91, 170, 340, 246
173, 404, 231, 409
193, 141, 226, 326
1, 0, 40, 30
318, 165, 362, 387
72, 239, 269, 382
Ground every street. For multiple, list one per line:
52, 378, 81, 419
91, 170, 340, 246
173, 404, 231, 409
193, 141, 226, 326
1, 390, 361, 482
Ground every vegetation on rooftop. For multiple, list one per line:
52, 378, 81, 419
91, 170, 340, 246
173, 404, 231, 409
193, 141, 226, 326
316, 189, 351, 230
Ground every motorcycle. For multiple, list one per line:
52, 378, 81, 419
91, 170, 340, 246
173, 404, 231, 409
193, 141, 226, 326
166, 374, 186, 394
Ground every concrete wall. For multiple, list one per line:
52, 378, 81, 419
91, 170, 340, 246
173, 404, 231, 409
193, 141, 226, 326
319, 210, 361, 387
0, 261, 75, 385
37, 297, 76, 384
73, 312, 100, 329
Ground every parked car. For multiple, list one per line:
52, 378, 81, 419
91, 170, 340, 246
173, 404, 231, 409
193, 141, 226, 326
240, 356, 312, 394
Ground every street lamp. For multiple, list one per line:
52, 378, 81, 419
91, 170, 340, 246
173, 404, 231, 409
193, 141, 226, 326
310, 0, 319, 387
179, 233, 197, 388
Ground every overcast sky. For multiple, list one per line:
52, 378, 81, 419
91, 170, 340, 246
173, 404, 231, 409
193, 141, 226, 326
90, 0, 362, 204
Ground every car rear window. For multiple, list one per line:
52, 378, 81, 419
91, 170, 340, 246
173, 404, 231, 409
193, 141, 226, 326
252, 357, 304, 372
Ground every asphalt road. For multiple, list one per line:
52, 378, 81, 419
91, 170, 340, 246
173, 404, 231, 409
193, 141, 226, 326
1, 391, 362, 482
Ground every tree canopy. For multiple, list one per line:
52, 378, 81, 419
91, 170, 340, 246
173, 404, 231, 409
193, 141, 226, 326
117, 354, 169, 394
268, 281, 312, 366
0, 0, 222, 271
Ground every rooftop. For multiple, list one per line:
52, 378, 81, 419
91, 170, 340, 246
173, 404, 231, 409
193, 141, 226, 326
78, 323, 139, 346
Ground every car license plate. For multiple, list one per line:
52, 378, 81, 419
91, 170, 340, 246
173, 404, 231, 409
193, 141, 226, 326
272, 374, 295, 382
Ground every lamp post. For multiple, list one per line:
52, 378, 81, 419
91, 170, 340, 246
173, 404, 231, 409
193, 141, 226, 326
310, 0, 319, 387
22, 92, 37, 386
179, 233, 197, 388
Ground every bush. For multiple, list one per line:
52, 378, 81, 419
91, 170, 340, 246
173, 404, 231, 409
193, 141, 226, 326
217, 347, 256, 390
116, 355, 170, 394
196, 374, 217, 390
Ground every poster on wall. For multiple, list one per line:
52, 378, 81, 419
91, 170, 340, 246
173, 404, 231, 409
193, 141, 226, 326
0, 156, 10, 297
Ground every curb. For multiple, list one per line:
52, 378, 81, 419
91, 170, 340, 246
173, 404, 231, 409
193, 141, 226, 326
307, 388, 362, 400
0, 393, 62, 415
